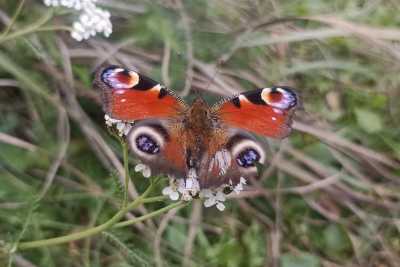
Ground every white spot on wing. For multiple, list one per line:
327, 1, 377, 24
209, 149, 232, 176
239, 95, 249, 102
151, 84, 162, 92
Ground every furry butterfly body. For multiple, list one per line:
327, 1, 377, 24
94, 65, 298, 189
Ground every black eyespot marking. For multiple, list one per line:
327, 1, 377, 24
136, 135, 160, 154
243, 91, 265, 105
232, 97, 241, 108
263, 86, 298, 109
133, 75, 159, 91
158, 88, 168, 98
100, 66, 134, 89
236, 148, 260, 168
100, 65, 118, 83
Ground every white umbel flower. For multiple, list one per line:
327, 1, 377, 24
160, 171, 247, 211
162, 186, 180, 201
177, 177, 200, 201
104, 114, 133, 136
43, 0, 112, 41
200, 189, 226, 211
134, 163, 151, 178
162, 178, 181, 201
233, 177, 247, 194
44, 0, 85, 9
161, 172, 201, 202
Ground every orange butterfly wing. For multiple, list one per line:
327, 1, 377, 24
94, 65, 186, 121
214, 87, 298, 138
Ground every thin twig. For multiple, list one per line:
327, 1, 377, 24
154, 207, 181, 267
182, 200, 202, 267
176, 0, 194, 97
0, 132, 37, 152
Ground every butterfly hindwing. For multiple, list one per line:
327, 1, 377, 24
200, 130, 266, 188
213, 87, 298, 139
94, 65, 186, 121
127, 119, 186, 178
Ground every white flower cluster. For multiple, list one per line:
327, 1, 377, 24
158, 167, 248, 211
43, 0, 112, 41
104, 114, 133, 136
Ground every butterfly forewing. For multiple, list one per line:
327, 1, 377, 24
214, 86, 298, 139
94, 65, 186, 121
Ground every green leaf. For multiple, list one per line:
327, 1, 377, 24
354, 108, 383, 133
323, 224, 352, 259
281, 252, 321, 267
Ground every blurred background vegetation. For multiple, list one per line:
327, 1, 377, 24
1, 0, 400, 266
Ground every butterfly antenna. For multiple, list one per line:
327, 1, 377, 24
202, 59, 224, 97
192, 86, 202, 99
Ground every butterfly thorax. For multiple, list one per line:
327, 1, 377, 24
182, 97, 216, 170
184, 98, 213, 131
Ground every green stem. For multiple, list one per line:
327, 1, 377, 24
113, 202, 186, 228
0, 9, 57, 45
0, 25, 71, 44
1, 0, 25, 37
17, 182, 156, 251
141, 196, 167, 203
122, 142, 130, 207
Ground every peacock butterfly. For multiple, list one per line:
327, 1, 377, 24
94, 65, 298, 189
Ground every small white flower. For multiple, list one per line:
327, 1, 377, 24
216, 202, 225, 211
200, 189, 226, 211
177, 176, 200, 201
42, 0, 112, 41
162, 175, 201, 202
134, 163, 151, 178
71, 5, 112, 41
162, 186, 180, 201
44, 0, 88, 9
162, 177, 181, 201
116, 122, 125, 133
104, 114, 133, 136
115, 122, 132, 136
233, 177, 247, 194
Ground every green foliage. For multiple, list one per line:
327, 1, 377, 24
354, 108, 382, 133
281, 252, 321, 267
1, 0, 400, 266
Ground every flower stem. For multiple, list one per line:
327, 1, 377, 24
17, 182, 156, 251
0, 0, 25, 37
122, 141, 130, 207
0, 25, 71, 44
0, 9, 59, 44
114, 201, 187, 228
